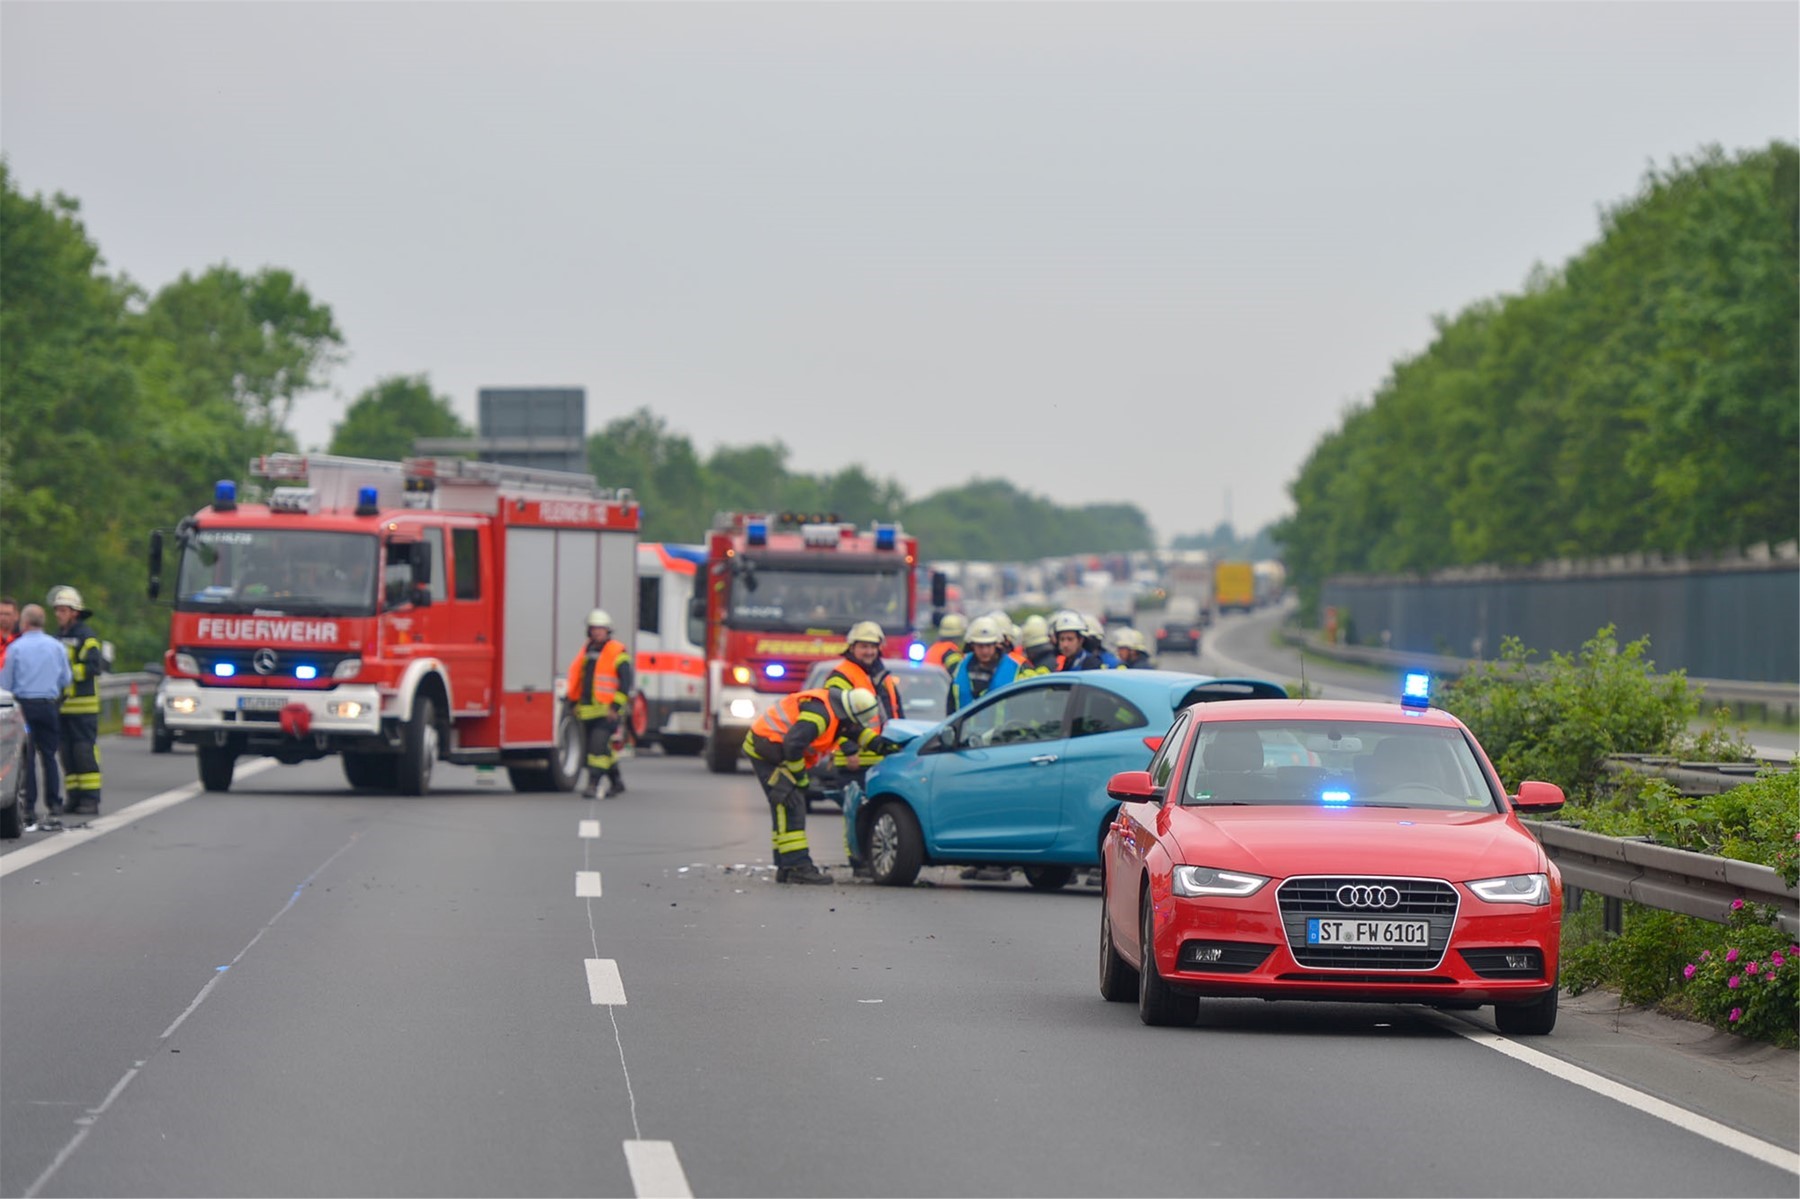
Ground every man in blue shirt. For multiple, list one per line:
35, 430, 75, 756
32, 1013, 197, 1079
0, 604, 73, 831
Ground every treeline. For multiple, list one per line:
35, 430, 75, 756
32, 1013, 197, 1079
1275, 142, 1799, 609
583, 408, 1157, 559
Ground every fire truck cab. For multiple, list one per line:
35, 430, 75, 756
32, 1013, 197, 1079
149, 454, 639, 795
693, 512, 921, 773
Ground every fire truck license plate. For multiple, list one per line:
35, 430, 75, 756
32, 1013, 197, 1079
238, 695, 288, 711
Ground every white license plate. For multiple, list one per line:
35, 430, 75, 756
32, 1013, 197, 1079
237, 695, 288, 711
1307, 918, 1429, 947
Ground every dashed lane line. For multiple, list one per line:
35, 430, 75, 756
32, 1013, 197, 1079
624, 1140, 693, 1198
577, 870, 604, 897
580, 819, 601, 838
585, 958, 628, 1005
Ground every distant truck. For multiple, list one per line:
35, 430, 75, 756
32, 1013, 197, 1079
1253, 560, 1287, 607
1213, 561, 1256, 614
1161, 557, 1214, 626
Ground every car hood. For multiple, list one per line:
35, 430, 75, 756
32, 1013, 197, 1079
874, 718, 938, 750
1165, 805, 1541, 880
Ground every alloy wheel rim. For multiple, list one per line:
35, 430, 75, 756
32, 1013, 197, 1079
872, 812, 897, 875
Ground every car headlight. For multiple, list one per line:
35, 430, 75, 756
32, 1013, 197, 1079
168, 696, 199, 715
174, 653, 200, 675
1171, 866, 1269, 898
730, 666, 752, 685
328, 701, 364, 719
332, 658, 362, 680
1467, 873, 1550, 906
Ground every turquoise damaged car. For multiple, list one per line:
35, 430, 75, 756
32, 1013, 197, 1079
844, 670, 1288, 887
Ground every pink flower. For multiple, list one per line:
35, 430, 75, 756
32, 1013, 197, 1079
1683, 963, 1697, 979
1728, 975, 1742, 989
1747, 961, 1760, 975
1730, 898, 1745, 911
1729, 1008, 1743, 1022
1772, 952, 1786, 968
1700, 949, 1712, 960
1726, 948, 1740, 963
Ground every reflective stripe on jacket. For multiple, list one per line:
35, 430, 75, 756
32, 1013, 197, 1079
748, 688, 846, 772
566, 640, 629, 719
60, 620, 103, 715
824, 657, 902, 722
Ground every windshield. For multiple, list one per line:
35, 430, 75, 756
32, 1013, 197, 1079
1181, 720, 1501, 812
728, 564, 907, 632
176, 529, 379, 616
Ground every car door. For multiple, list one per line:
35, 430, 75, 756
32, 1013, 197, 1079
1109, 710, 1191, 964
920, 679, 1074, 853
1059, 681, 1156, 853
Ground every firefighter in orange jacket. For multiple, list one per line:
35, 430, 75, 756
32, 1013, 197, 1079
825, 621, 903, 771
743, 686, 893, 884
565, 609, 635, 798
922, 612, 966, 672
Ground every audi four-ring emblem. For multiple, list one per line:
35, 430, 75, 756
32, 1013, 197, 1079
1336, 884, 1402, 909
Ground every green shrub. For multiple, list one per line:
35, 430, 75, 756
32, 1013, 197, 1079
1560, 906, 1714, 1006
1555, 768, 1799, 884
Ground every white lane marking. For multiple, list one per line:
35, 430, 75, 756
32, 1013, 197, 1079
579, 819, 600, 838
0, 759, 280, 879
624, 1140, 693, 1199
1452, 1026, 1799, 1175
577, 870, 603, 897
585, 958, 628, 1005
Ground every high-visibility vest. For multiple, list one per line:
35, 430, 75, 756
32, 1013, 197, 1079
61, 621, 102, 715
749, 688, 843, 769
923, 639, 961, 668
824, 657, 902, 721
566, 640, 627, 716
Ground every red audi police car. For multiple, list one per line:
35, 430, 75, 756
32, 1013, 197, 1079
1099, 677, 1566, 1034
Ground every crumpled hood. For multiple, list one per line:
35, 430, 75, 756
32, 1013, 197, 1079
1165, 805, 1542, 881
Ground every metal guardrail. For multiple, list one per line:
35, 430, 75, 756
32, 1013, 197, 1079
1602, 753, 1789, 797
1526, 820, 1799, 937
1280, 627, 1799, 718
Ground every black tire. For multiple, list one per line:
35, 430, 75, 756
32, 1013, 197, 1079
1024, 865, 1076, 891
867, 801, 924, 887
342, 752, 398, 791
151, 716, 174, 754
705, 731, 739, 774
1098, 889, 1138, 1002
547, 707, 583, 792
1494, 987, 1559, 1036
661, 735, 704, 757
1138, 896, 1198, 1027
506, 765, 554, 793
397, 694, 438, 796
198, 746, 236, 793
0, 765, 23, 839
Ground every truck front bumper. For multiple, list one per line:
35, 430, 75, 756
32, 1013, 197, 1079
161, 680, 385, 738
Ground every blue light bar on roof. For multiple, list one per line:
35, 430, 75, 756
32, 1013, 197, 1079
214, 480, 237, 511
355, 486, 380, 516
747, 520, 768, 547
1401, 671, 1431, 709
874, 524, 897, 550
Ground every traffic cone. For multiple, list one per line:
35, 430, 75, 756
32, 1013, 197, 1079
122, 683, 144, 738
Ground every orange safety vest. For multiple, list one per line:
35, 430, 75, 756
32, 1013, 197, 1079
566, 640, 627, 713
825, 658, 902, 722
923, 639, 960, 668
749, 688, 844, 769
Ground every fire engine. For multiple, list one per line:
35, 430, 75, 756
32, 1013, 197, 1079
693, 512, 926, 773
148, 454, 639, 795
630, 542, 708, 756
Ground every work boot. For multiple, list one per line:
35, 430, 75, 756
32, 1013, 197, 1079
604, 775, 626, 798
778, 861, 833, 885
582, 780, 601, 799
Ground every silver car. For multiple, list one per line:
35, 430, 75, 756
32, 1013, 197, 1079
0, 688, 28, 839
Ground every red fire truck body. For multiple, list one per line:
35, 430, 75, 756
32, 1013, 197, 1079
696, 513, 920, 773
153, 454, 639, 795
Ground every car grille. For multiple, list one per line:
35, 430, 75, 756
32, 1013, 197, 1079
1277, 876, 1459, 971
1459, 948, 1545, 979
1177, 941, 1276, 974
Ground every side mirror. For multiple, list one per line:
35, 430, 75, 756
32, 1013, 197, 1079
148, 529, 165, 600
1107, 770, 1157, 801
686, 595, 708, 647
1511, 780, 1565, 813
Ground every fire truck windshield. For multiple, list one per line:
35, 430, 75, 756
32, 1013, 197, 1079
176, 529, 378, 616
729, 564, 907, 632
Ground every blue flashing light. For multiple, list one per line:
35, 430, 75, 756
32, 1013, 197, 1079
1322, 790, 1351, 806
764, 662, 786, 679
1401, 671, 1432, 709
355, 486, 380, 515
874, 524, 897, 551
214, 480, 237, 510
907, 641, 927, 663
214, 662, 236, 678
746, 520, 768, 547
294, 664, 319, 681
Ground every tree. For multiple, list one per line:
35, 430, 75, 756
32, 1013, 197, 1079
329, 374, 469, 461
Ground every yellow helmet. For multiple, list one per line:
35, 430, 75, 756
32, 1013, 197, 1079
840, 687, 881, 726
965, 616, 1003, 646
937, 612, 968, 641
1020, 614, 1052, 649
586, 608, 613, 629
846, 621, 884, 648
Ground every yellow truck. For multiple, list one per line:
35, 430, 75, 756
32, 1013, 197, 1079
1213, 561, 1256, 613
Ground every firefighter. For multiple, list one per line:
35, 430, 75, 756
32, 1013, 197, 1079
923, 613, 967, 672
825, 621, 903, 772
743, 686, 894, 884
947, 615, 1018, 714
565, 609, 635, 798
1050, 609, 1114, 671
48, 586, 104, 816
1015, 614, 1059, 677
1113, 626, 1155, 668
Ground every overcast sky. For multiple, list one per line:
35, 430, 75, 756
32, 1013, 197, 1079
4, 2, 1795, 543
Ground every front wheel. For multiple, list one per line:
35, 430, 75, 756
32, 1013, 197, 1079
1138, 896, 1198, 1027
198, 746, 236, 793
704, 731, 739, 774
547, 707, 583, 792
397, 694, 437, 796
343, 752, 398, 791
867, 801, 924, 887
1024, 865, 1076, 891
1494, 987, 1559, 1036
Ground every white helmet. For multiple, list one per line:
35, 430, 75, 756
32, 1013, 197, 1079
1019, 614, 1053, 649
840, 687, 881, 726
1114, 627, 1148, 653
586, 608, 613, 629
965, 615, 1004, 646
937, 613, 968, 641
846, 621, 884, 647
1049, 609, 1086, 635
47, 585, 88, 614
